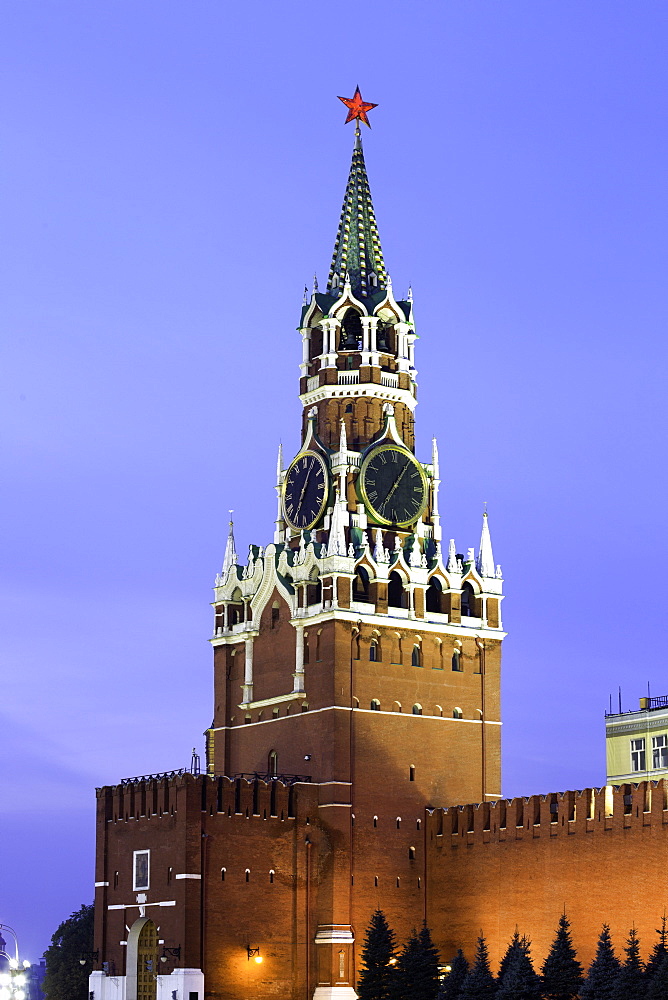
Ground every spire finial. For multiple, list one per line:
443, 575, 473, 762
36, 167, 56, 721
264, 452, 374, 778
276, 442, 283, 478
313, 272, 319, 293
337, 86, 378, 129
221, 512, 238, 579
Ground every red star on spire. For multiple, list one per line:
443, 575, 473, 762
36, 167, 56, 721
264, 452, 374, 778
338, 86, 378, 128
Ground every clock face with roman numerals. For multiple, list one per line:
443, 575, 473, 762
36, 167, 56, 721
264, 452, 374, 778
359, 444, 428, 528
283, 451, 329, 530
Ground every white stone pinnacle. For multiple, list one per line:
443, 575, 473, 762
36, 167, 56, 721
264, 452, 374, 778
476, 511, 496, 578
447, 539, 458, 573
221, 513, 238, 578
339, 419, 348, 455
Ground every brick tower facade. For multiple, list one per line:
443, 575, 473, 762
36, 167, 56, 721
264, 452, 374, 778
90, 109, 506, 1000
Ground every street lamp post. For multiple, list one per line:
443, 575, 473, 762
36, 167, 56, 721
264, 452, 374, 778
0, 925, 31, 1000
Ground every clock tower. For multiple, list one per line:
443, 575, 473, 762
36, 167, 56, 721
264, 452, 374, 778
206, 92, 505, 998
91, 92, 506, 1000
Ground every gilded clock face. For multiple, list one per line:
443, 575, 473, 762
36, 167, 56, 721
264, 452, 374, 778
283, 451, 329, 530
360, 444, 428, 527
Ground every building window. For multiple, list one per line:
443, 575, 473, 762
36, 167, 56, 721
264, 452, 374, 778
221, 868, 226, 881
271, 602, 279, 628
653, 735, 668, 770
133, 850, 150, 891
453, 707, 463, 719
269, 750, 278, 777
408, 847, 416, 860
411, 645, 422, 667
409, 766, 415, 782
369, 641, 380, 662
452, 650, 461, 671
631, 738, 646, 772
412, 704, 422, 715
370, 699, 380, 711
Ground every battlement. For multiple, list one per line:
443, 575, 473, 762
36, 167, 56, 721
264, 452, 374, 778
97, 772, 320, 825
431, 780, 668, 846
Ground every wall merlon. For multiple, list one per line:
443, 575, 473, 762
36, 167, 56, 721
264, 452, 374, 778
432, 780, 668, 846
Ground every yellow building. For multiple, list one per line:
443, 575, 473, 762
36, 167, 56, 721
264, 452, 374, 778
606, 695, 668, 782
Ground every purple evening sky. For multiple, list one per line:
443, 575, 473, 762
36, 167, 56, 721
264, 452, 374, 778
3, 0, 668, 961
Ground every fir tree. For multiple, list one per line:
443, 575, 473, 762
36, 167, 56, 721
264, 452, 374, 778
496, 929, 522, 987
541, 913, 583, 1000
496, 933, 541, 1000
610, 926, 645, 1000
646, 953, 668, 1000
439, 950, 469, 1000
579, 924, 620, 1000
644, 915, 668, 987
393, 923, 441, 1000
459, 935, 497, 1000
358, 909, 398, 1000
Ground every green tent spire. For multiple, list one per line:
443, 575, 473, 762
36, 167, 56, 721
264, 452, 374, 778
327, 125, 387, 299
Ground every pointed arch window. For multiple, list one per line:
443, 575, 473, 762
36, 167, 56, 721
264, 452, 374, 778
411, 645, 422, 668
369, 640, 381, 662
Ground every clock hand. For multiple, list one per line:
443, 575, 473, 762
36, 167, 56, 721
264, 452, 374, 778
297, 460, 314, 509
379, 462, 409, 512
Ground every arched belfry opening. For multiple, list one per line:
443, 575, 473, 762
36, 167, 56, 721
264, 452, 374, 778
126, 918, 159, 1000
353, 566, 371, 603
426, 577, 442, 614
340, 308, 362, 350
461, 582, 475, 617
388, 571, 406, 609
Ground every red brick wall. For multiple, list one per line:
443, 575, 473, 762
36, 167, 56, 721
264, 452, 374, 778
426, 781, 668, 971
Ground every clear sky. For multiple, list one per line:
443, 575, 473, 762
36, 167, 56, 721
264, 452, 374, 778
3, 0, 668, 961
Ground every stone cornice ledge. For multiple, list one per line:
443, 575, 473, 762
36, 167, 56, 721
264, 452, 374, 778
239, 690, 307, 711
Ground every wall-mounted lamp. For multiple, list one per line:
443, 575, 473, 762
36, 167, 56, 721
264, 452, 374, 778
247, 946, 263, 964
304, 755, 311, 761
160, 947, 181, 964
79, 951, 99, 966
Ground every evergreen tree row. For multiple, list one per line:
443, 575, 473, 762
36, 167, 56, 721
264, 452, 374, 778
357, 910, 668, 1000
